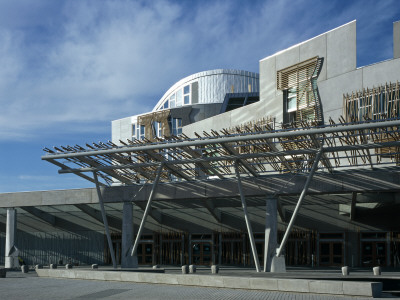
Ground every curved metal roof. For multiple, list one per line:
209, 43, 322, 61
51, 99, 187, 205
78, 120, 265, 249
152, 69, 259, 111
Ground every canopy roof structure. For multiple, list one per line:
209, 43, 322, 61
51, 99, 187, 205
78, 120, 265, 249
41, 118, 400, 271
42, 119, 400, 185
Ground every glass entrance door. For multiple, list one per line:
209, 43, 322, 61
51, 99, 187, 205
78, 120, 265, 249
362, 242, 386, 267
319, 242, 343, 266
137, 243, 153, 265
192, 242, 212, 265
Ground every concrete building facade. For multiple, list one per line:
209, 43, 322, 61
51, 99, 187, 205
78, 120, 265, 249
1, 20, 400, 271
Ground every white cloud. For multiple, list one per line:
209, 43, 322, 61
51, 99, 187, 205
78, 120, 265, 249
0, 0, 398, 142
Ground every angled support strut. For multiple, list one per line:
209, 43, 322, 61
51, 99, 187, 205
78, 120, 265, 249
235, 161, 261, 272
131, 163, 164, 257
93, 171, 117, 268
276, 146, 323, 258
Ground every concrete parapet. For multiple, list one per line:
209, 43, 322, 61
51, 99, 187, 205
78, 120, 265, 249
35, 269, 383, 298
91, 264, 98, 269
373, 266, 381, 276
50, 264, 57, 269
189, 265, 196, 274
181, 265, 188, 274
21, 265, 29, 273
65, 264, 73, 269
342, 266, 349, 276
211, 265, 219, 274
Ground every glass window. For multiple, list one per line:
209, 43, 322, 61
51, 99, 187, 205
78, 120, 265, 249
133, 124, 145, 141
184, 95, 190, 105
184, 85, 190, 94
183, 85, 190, 105
176, 89, 182, 107
163, 100, 169, 109
170, 93, 176, 108
287, 88, 297, 112
169, 117, 182, 136
153, 121, 162, 138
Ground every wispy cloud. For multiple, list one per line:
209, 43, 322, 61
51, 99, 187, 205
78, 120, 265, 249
0, 0, 399, 142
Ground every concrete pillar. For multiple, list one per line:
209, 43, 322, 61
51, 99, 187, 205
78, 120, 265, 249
5, 208, 18, 269
394, 21, 400, 59
121, 202, 138, 268
263, 197, 277, 272
218, 233, 222, 265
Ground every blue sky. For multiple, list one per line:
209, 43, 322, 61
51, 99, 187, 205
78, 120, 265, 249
0, 0, 399, 193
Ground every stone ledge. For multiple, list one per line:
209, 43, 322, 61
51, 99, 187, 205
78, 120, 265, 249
35, 269, 382, 298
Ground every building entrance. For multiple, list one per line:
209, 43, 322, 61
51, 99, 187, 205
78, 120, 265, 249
318, 233, 344, 266
361, 232, 387, 267
137, 243, 153, 265
192, 242, 212, 265
361, 242, 386, 267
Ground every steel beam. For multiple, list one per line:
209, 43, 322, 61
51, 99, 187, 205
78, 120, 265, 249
20, 206, 56, 226
276, 147, 324, 258
93, 172, 117, 269
131, 164, 163, 257
42, 119, 400, 160
221, 143, 258, 177
55, 139, 400, 176
235, 161, 261, 272
202, 199, 221, 223
74, 204, 122, 231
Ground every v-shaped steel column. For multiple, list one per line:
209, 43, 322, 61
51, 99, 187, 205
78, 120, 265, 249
131, 163, 164, 257
276, 146, 323, 258
93, 171, 117, 268
235, 161, 261, 272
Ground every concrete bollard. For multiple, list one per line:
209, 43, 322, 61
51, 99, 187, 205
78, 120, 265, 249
153, 265, 160, 269
91, 264, 98, 269
189, 265, 196, 274
373, 266, 381, 275
211, 265, 219, 274
342, 266, 349, 276
35, 264, 43, 270
50, 264, 57, 269
65, 264, 73, 269
181, 265, 189, 274
21, 265, 29, 273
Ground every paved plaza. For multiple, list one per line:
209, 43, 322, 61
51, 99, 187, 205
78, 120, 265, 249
0, 270, 398, 300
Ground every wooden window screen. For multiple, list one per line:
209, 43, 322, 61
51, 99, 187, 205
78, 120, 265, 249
344, 81, 400, 122
277, 56, 320, 123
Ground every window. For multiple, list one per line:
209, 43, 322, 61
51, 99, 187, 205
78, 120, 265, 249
169, 117, 182, 136
183, 84, 190, 105
170, 94, 176, 108
176, 89, 182, 107
132, 123, 145, 140
153, 121, 162, 138
277, 56, 321, 124
163, 100, 169, 109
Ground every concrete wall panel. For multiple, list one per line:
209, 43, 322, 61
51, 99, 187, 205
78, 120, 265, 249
318, 69, 362, 121
326, 21, 356, 79
362, 58, 400, 88
259, 56, 276, 103
275, 46, 300, 71
300, 33, 327, 81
